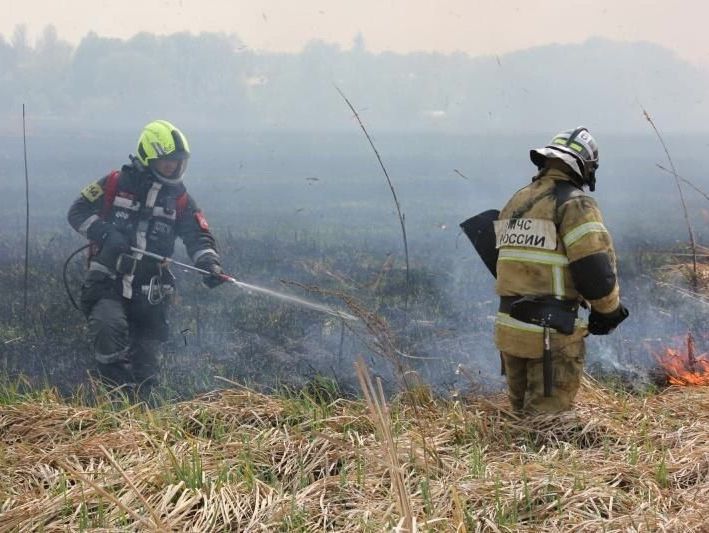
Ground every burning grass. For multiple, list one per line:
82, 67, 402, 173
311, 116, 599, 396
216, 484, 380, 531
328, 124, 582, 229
1, 377, 708, 531
656, 333, 709, 386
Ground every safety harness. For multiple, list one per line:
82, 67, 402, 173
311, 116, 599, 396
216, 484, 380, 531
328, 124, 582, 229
95, 170, 188, 302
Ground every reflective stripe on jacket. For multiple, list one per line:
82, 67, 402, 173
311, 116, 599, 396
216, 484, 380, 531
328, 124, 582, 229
494, 167, 621, 357
68, 164, 219, 299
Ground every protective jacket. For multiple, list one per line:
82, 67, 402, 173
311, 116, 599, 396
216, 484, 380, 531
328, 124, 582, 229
68, 163, 219, 300
494, 165, 621, 357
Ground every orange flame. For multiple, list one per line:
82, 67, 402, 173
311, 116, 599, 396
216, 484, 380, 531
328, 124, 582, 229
656, 333, 709, 386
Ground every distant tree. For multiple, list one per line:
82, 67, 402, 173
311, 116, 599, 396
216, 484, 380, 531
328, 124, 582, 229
352, 32, 366, 53
34, 26, 73, 110
11, 24, 30, 56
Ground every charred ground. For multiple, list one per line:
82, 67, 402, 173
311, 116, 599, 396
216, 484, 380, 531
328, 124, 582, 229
1, 131, 708, 398
1, 216, 705, 401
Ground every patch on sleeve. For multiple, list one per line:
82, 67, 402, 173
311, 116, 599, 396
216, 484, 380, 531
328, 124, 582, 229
80, 182, 104, 202
195, 211, 209, 230
493, 218, 557, 250
569, 252, 616, 299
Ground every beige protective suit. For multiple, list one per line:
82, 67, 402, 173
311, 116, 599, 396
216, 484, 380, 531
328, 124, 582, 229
494, 161, 621, 413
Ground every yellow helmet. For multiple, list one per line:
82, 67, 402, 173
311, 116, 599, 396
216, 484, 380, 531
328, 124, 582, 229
136, 120, 190, 185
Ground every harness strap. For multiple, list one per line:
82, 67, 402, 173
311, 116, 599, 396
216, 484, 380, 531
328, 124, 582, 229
88, 170, 121, 262
122, 181, 163, 299
100, 170, 121, 220
94, 169, 185, 300
176, 192, 189, 218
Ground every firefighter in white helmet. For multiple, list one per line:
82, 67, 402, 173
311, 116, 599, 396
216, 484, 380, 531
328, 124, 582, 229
494, 127, 629, 413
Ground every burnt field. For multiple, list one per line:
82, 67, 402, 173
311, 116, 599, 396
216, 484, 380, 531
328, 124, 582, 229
0, 193, 706, 401
1, 29, 708, 529
1, 160, 708, 530
1, 132, 708, 397
1, 213, 708, 531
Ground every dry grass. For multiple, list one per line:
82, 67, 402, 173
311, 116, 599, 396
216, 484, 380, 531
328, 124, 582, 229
657, 245, 709, 295
1, 377, 708, 532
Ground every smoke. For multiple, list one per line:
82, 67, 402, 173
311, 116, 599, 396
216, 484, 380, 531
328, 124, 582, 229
1, 129, 707, 400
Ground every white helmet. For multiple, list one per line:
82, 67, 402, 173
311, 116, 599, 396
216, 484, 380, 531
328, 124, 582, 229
530, 127, 599, 190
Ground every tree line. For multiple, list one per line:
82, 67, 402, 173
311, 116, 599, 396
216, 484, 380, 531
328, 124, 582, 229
1, 25, 707, 135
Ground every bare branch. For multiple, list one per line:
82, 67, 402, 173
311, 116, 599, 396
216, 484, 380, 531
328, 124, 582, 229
335, 85, 410, 308
22, 104, 30, 325
643, 108, 698, 292
656, 164, 709, 203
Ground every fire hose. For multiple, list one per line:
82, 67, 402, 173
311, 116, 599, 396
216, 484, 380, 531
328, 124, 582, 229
63, 244, 357, 322
130, 248, 357, 321
63, 243, 91, 311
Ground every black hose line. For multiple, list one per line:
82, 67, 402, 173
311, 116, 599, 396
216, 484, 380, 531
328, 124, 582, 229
63, 244, 90, 311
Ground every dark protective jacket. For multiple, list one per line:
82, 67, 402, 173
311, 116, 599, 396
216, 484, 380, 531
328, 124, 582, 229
68, 163, 219, 299
493, 165, 621, 357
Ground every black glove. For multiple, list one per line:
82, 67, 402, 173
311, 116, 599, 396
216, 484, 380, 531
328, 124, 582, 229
588, 303, 629, 335
195, 253, 227, 289
91, 224, 130, 270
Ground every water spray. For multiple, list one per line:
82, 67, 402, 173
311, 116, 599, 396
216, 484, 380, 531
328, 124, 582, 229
131, 247, 358, 322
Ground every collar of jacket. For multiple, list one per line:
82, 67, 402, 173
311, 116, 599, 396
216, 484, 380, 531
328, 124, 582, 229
533, 166, 581, 187
122, 162, 151, 180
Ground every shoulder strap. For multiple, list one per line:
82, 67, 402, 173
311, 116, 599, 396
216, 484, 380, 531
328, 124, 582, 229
100, 170, 121, 220
510, 188, 555, 220
554, 180, 584, 208
553, 180, 585, 225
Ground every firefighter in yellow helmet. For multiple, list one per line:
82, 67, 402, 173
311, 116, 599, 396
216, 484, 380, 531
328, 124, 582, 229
67, 120, 227, 395
493, 127, 628, 414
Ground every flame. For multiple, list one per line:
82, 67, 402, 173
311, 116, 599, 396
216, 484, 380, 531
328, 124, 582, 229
656, 333, 709, 386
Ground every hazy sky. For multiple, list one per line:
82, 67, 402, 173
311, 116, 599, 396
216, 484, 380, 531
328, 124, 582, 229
4, 0, 709, 65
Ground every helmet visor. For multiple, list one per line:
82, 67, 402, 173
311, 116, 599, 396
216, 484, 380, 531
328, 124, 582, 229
150, 156, 188, 184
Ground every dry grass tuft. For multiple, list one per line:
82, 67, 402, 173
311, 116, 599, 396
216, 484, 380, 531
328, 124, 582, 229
1, 377, 708, 531
658, 245, 709, 295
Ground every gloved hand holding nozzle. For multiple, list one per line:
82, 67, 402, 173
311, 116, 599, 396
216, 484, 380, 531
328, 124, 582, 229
194, 253, 229, 289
